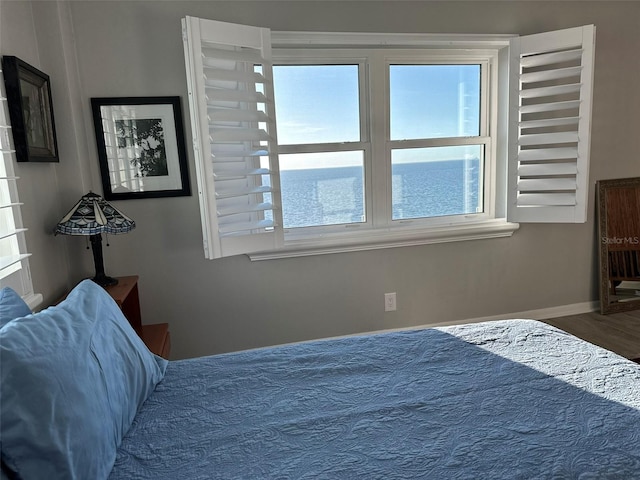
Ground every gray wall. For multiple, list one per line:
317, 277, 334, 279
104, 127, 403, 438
3, 1, 640, 359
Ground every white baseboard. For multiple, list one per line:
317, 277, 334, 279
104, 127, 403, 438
230, 301, 602, 355
425, 300, 600, 329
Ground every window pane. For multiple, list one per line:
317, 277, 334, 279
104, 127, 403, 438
280, 151, 364, 228
273, 65, 360, 145
391, 146, 483, 220
390, 65, 480, 140
0, 234, 20, 280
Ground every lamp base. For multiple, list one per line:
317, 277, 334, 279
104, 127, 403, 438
91, 273, 119, 287
89, 234, 118, 288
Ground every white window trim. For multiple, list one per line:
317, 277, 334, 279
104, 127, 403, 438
251, 218, 519, 260
182, 19, 595, 261
269, 45, 507, 254
271, 31, 515, 48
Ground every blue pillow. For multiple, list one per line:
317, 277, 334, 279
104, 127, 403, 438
0, 280, 167, 480
0, 287, 31, 328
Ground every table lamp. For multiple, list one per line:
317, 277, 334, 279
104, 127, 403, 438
55, 192, 135, 287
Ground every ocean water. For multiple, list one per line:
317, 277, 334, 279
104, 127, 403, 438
280, 159, 481, 228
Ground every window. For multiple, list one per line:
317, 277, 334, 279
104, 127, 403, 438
388, 64, 483, 221
274, 63, 366, 230
0, 63, 40, 307
273, 57, 488, 234
182, 18, 595, 260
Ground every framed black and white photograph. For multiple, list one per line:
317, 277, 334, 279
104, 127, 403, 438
91, 96, 190, 200
2, 56, 59, 162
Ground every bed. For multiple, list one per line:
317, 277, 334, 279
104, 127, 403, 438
2, 281, 640, 479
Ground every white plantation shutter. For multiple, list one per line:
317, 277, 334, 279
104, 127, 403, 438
182, 16, 283, 259
0, 62, 39, 307
507, 25, 595, 223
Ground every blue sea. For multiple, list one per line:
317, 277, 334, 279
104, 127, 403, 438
280, 159, 481, 228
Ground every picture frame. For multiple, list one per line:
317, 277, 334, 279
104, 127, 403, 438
2, 56, 59, 162
91, 96, 190, 200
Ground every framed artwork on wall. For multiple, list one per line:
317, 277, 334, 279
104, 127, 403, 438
91, 96, 190, 200
2, 56, 59, 162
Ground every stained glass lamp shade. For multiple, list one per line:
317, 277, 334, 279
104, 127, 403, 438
55, 192, 135, 287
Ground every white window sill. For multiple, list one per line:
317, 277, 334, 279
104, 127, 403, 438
249, 218, 519, 261
24, 292, 44, 310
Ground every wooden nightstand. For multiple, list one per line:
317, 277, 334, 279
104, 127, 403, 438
104, 276, 171, 359
141, 323, 171, 359
104, 276, 142, 334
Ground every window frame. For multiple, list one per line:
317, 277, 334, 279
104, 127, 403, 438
382, 52, 493, 226
273, 55, 373, 234
265, 39, 512, 257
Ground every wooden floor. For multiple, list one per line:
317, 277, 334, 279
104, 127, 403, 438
541, 308, 640, 360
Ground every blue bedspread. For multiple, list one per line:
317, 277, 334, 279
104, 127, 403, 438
109, 320, 640, 479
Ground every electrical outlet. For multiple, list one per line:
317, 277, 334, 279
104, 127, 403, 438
384, 292, 397, 312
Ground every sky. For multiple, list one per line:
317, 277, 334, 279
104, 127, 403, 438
272, 63, 481, 170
